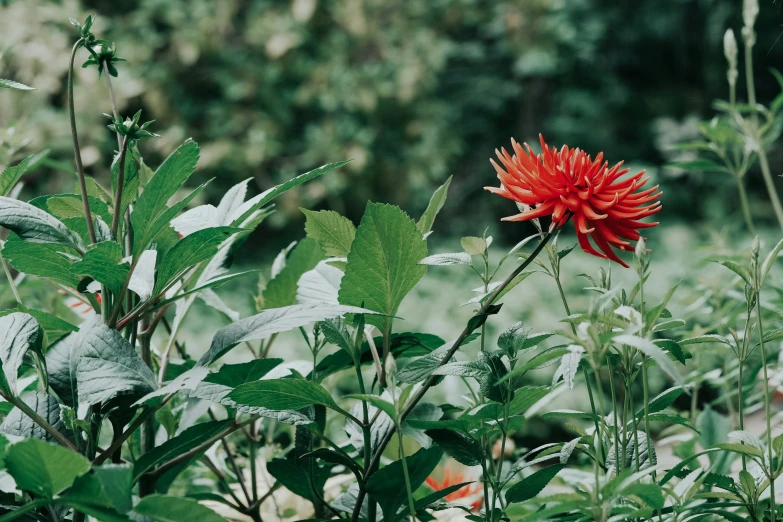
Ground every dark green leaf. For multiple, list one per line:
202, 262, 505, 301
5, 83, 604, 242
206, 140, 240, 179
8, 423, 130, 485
302, 209, 356, 257
505, 464, 564, 504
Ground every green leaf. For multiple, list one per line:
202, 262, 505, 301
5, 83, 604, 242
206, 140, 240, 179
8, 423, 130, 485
398, 351, 447, 384
419, 252, 472, 266
638, 386, 688, 417
715, 443, 763, 459
623, 483, 665, 509
319, 318, 356, 360
198, 302, 375, 366
0, 78, 34, 90
134, 495, 229, 522
191, 359, 282, 404
2, 234, 79, 287
134, 420, 232, 480
0, 392, 67, 442
338, 202, 427, 329
267, 456, 331, 504
228, 378, 338, 411
302, 209, 356, 257
417, 175, 452, 234
154, 227, 242, 295
346, 394, 397, 419
263, 237, 326, 308
505, 464, 564, 504
63, 464, 133, 514
720, 261, 751, 285
762, 236, 783, 282
0, 196, 83, 250
230, 161, 350, 227
70, 242, 129, 295
0, 307, 76, 346
111, 150, 139, 221
509, 386, 551, 415
0, 312, 39, 394
365, 447, 443, 518
614, 334, 684, 386
5, 438, 90, 498
77, 324, 157, 405
426, 428, 483, 466
460, 236, 487, 256
45, 194, 111, 223
132, 140, 200, 252
0, 151, 48, 197
680, 334, 731, 346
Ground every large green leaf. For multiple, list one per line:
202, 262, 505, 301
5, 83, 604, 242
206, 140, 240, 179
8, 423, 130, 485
133, 420, 232, 480
228, 378, 337, 411
267, 457, 332, 504
198, 302, 374, 366
505, 464, 564, 504
153, 227, 242, 295
131, 140, 200, 252
365, 446, 443, 518
2, 234, 80, 287
0, 307, 77, 346
262, 237, 325, 308
0, 392, 67, 442
76, 324, 157, 405
62, 464, 133, 514
0, 151, 48, 197
70, 242, 129, 295
0, 196, 84, 250
5, 438, 90, 499
134, 495, 229, 522
416, 175, 452, 234
302, 209, 356, 257
0, 312, 39, 394
425, 428, 483, 466
46, 317, 101, 407
338, 202, 428, 329
190, 359, 282, 404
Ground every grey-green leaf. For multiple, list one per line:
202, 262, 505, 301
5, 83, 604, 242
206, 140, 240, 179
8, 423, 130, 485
0, 392, 67, 442
198, 302, 375, 366
0, 196, 84, 250
0, 312, 39, 394
77, 324, 157, 405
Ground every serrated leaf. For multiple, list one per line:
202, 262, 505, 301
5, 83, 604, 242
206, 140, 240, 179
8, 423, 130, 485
70, 242, 128, 295
0, 312, 38, 394
296, 260, 344, 304
338, 202, 427, 329
420, 252, 472, 266
5, 438, 90, 499
302, 209, 356, 257
191, 359, 282, 404
228, 378, 338, 411
460, 236, 486, 256
77, 324, 157, 405
199, 302, 375, 366
0, 78, 34, 90
0, 392, 67, 442
2, 234, 79, 287
61, 464, 133, 514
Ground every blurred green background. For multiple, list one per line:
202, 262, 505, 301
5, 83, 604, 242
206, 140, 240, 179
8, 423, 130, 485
3, 0, 783, 460
3, 0, 783, 252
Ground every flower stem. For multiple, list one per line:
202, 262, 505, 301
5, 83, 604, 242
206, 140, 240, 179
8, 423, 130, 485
0, 244, 22, 305
736, 176, 756, 235
756, 296, 777, 515
111, 137, 129, 238
67, 38, 97, 245
397, 427, 417, 522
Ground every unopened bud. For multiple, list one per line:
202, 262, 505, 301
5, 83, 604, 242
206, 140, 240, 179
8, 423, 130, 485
743, 0, 759, 31
384, 354, 398, 387
635, 238, 647, 259
724, 29, 738, 64
752, 236, 760, 256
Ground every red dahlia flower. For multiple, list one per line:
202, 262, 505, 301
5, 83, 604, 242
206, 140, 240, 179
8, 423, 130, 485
486, 135, 661, 268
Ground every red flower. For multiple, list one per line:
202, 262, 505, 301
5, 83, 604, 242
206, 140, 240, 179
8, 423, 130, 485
425, 465, 483, 511
486, 135, 662, 267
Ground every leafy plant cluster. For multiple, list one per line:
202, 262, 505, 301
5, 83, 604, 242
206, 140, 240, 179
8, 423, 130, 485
2, 7, 783, 522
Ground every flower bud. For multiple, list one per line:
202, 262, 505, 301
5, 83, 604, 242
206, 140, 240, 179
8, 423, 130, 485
743, 0, 759, 30
384, 353, 398, 388
751, 236, 760, 256
724, 29, 738, 65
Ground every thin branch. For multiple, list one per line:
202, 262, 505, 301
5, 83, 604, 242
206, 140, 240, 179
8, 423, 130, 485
111, 137, 129, 237
4, 393, 76, 451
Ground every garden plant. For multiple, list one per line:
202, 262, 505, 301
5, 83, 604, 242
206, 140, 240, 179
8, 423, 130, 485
2, 2, 783, 522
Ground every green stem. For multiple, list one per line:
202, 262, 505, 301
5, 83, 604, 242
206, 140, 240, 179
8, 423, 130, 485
67, 38, 96, 245
139, 320, 155, 496
111, 137, 129, 237
756, 299, 777, 516
737, 176, 757, 235
608, 357, 621, 474
0, 499, 49, 522
0, 245, 22, 305
641, 362, 655, 473
397, 427, 416, 522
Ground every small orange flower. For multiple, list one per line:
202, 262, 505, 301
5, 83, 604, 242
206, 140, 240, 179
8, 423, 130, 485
425, 464, 483, 511
486, 135, 662, 267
